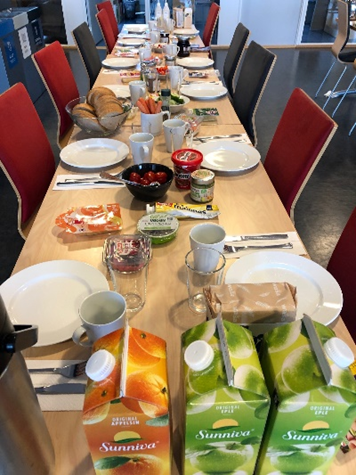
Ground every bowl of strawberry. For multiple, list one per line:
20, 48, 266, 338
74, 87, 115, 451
120, 163, 174, 201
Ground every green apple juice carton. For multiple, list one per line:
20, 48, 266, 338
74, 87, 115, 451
255, 315, 356, 475
182, 316, 270, 475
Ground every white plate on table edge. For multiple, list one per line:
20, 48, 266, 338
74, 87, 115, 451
102, 57, 139, 69
176, 57, 214, 69
60, 138, 129, 169
174, 28, 199, 36
117, 38, 145, 47
104, 84, 131, 98
0, 260, 109, 346
196, 141, 260, 172
123, 24, 148, 33
180, 83, 227, 100
225, 251, 343, 326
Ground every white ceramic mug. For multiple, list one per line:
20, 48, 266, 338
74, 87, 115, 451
129, 132, 154, 164
163, 118, 190, 153
72, 291, 126, 347
139, 45, 152, 61
129, 80, 146, 106
189, 223, 226, 271
148, 20, 158, 31
150, 30, 160, 44
163, 44, 180, 57
141, 110, 170, 136
168, 65, 187, 95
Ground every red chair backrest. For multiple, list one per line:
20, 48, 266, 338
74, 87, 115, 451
264, 88, 337, 222
0, 83, 55, 229
202, 2, 220, 47
97, 1, 119, 37
96, 8, 117, 53
327, 207, 356, 339
33, 41, 79, 140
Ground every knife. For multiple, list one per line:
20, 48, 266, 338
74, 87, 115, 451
35, 383, 86, 394
195, 134, 246, 141
225, 233, 289, 242
56, 180, 125, 187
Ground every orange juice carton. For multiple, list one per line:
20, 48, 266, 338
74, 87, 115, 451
255, 315, 356, 475
182, 316, 270, 475
82, 323, 171, 474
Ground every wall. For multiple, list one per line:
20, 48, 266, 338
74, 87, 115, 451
218, 0, 308, 46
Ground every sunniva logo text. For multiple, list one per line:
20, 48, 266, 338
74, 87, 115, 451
282, 430, 339, 442
195, 429, 252, 440
100, 441, 157, 452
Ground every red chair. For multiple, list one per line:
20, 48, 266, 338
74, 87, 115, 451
32, 41, 79, 149
96, 8, 117, 53
0, 83, 55, 239
202, 2, 220, 47
264, 88, 337, 223
97, 1, 119, 37
327, 207, 356, 339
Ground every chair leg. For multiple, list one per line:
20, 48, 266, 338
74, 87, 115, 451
322, 65, 347, 110
349, 121, 356, 136
315, 60, 336, 98
332, 74, 356, 118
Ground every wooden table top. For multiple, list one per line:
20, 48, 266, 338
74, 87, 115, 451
11, 35, 356, 474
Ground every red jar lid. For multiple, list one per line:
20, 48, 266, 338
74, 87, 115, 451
171, 149, 203, 167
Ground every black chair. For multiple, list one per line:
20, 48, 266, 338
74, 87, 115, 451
72, 22, 102, 89
223, 22, 250, 98
232, 40, 276, 146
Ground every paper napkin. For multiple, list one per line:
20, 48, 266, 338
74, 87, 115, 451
27, 360, 86, 412
223, 232, 307, 259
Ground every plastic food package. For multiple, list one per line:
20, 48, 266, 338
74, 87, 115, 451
55, 204, 123, 234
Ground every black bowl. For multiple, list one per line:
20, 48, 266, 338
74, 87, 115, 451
120, 163, 174, 202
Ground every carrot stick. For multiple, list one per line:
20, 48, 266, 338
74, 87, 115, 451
148, 97, 156, 114
155, 100, 162, 113
137, 97, 150, 114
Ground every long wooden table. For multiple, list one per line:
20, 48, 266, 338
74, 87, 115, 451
12, 37, 356, 474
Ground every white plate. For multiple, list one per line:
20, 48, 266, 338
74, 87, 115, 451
196, 141, 260, 172
176, 56, 214, 69
225, 251, 343, 326
174, 28, 199, 37
102, 57, 139, 69
124, 24, 148, 33
180, 83, 227, 100
104, 84, 131, 98
0, 260, 109, 346
117, 38, 145, 47
60, 139, 129, 169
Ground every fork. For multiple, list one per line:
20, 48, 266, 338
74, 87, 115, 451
224, 243, 293, 253
28, 361, 87, 378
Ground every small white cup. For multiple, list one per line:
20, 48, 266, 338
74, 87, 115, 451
163, 118, 190, 153
189, 223, 226, 271
168, 65, 187, 95
129, 80, 146, 106
139, 45, 152, 61
73, 291, 126, 347
150, 30, 160, 44
163, 44, 180, 57
129, 132, 154, 164
148, 20, 158, 31
141, 110, 170, 136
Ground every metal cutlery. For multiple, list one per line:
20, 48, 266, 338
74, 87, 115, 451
56, 179, 125, 187
35, 383, 86, 395
225, 233, 289, 242
224, 243, 293, 253
29, 361, 87, 378
195, 134, 246, 142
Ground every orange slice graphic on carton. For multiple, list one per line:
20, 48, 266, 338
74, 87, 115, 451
127, 328, 166, 369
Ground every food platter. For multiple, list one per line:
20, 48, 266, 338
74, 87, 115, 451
0, 261, 109, 346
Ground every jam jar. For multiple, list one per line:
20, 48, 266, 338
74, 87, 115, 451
171, 149, 203, 189
190, 169, 215, 202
